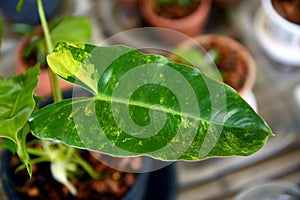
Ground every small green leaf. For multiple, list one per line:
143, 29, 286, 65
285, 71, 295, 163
0, 138, 17, 153
30, 42, 272, 161
0, 66, 38, 176
173, 47, 222, 82
0, 66, 39, 144
16, 124, 32, 176
16, 0, 25, 12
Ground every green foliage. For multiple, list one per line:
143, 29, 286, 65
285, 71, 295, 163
16, 0, 25, 12
173, 47, 222, 82
0, 66, 39, 175
28, 42, 272, 161
0, 66, 38, 144
14, 16, 92, 68
50, 17, 92, 45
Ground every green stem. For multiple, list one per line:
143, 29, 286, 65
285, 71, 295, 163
36, 0, 64, 169
27, 147, 48, 157
65, 144, 75, 158
36, 0, 62, 102
72, 153, 106, 179
35, 1, 99, 187
15, 157, 52, 173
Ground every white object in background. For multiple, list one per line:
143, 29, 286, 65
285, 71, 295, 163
261, 0, 300, 48
235, 180, 300, 200
254, 1, 300, 66
294, 84, 300, 109
243, 91, 258, 113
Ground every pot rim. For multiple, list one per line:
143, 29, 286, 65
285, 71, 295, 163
261, 0, 300, 33
139, 0, 212, 36
140, 0, 212, 23
174, 34, 256, 97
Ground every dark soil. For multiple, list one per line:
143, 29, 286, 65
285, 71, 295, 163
9, 151, 137, 200
272, 0, 300, 24
154, 1, 199, 19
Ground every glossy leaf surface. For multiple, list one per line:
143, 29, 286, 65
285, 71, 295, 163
0, 66, 38, 175
0, 66, 38, 143
29, 42, 272, 161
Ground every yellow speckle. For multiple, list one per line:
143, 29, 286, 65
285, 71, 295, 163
160, 98, 164, 104
84, 106, 93, 116
112, 172, 121, 180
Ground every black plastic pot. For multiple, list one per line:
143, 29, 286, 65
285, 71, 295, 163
0, 150, 177, 200
0, 0, 62, 26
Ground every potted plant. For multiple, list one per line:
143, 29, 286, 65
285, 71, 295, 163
1, 2, 153, 199
14, 15, 92, 98
255, 0, 300, 66
170, 34, 256, 99
0, 0, 272, 199
139, 0, 212, 37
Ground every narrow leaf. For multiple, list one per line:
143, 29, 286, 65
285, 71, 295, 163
16, 124, 32, 176
0, 138, 17, 153
30, 42, 272, 161
16, 0, 25, 12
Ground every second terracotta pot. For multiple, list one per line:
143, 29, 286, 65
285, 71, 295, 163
171, 34, 256, 98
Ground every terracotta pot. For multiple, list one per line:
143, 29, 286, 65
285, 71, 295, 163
172, 34, 256, 98
139, 0, 212, 37
15, 37, 74, 98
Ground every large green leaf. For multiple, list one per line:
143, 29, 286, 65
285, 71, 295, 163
0, 66, 39, 143
29, 42, 272, 161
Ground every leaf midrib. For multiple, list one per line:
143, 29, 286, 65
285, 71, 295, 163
10, 88, 22, 119
59, 94, 267, 134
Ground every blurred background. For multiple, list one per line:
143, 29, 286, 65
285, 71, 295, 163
1, 0, 300, 199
